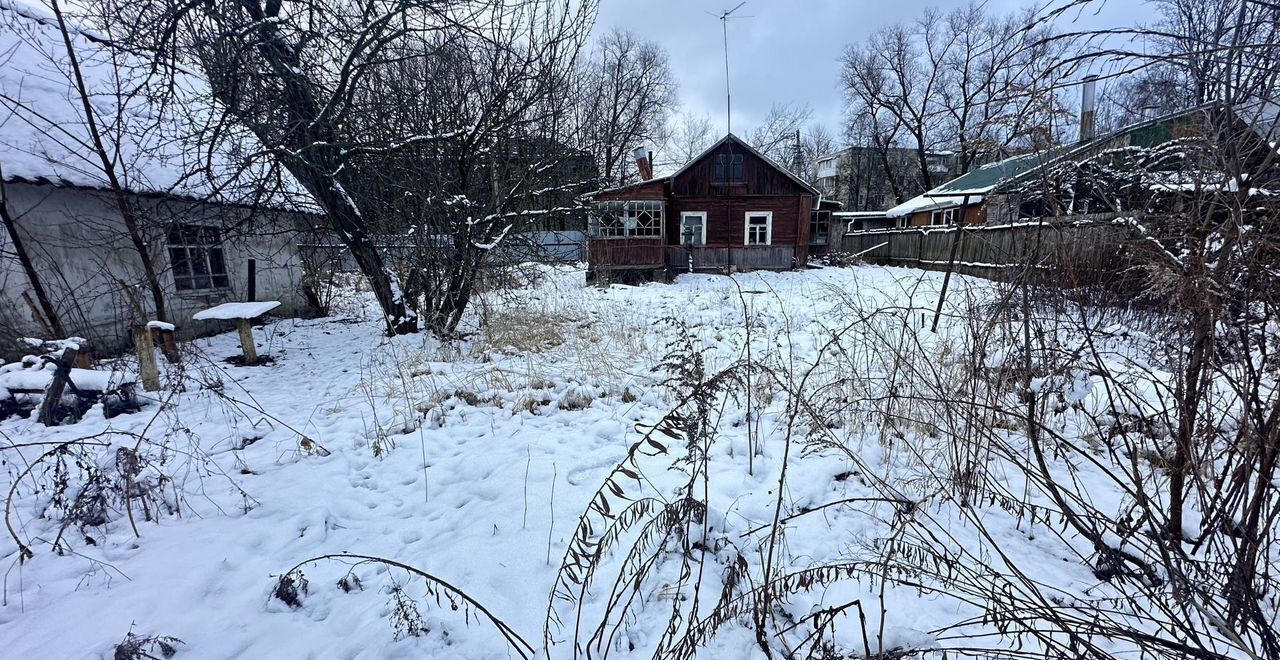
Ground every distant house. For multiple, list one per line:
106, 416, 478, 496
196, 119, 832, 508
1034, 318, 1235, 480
586, 133, 835, 280
813, 146, 959, 212
881, 103, 1253, 229
0, 2, 318, 354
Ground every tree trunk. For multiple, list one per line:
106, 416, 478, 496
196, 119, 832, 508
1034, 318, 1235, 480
0, 179, 66, 338
290, 164, 418, 335
37, 345, 79, 426
51, 0, 167, 323
132, 326, 161, 392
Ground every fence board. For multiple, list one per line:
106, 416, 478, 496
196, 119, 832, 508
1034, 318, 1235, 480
841, 220, 1131, 283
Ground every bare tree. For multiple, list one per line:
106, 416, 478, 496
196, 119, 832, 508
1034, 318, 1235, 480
746, 101, 813, 164
337, 29, 597, 334
110, 0, 597, 336
840, 3, 1069, 188
655, 109, 715, 171
576, 28, 677, 187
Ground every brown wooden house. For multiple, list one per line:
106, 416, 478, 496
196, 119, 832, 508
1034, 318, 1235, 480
587, 134, 834, 281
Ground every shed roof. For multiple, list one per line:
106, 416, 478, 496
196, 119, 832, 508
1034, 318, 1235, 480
0, 0, 318, 211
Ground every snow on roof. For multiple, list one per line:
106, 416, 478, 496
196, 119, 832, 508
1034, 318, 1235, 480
832, 211, 889, 218
885, 194, 974, 218
0, 1, 318, 211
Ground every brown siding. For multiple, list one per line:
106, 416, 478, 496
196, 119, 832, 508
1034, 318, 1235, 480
587, 238, 664, 268
671, 141, 810, 197
908, 203, 985, 227
668, 195, 810, 251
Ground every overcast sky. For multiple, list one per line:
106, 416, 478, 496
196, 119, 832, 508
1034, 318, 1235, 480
594, 0, 1145, 139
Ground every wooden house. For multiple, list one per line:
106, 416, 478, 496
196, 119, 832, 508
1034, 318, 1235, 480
586, 134, 832, 281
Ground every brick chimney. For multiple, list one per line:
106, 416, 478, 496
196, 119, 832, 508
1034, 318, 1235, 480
632, 146, 653, 180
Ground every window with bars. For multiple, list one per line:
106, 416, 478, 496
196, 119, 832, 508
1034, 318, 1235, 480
168, 224, 229, 291
592, 201, 663, 238
745, 212, 772, 246
714, 153, 743, 183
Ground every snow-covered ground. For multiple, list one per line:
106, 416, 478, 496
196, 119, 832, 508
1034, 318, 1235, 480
0, 264, 1267, 659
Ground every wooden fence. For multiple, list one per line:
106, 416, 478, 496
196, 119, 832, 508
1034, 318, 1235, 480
841, 220, 1134, 282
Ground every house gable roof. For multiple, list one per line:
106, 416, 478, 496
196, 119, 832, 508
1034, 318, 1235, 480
670, 133, 819, 196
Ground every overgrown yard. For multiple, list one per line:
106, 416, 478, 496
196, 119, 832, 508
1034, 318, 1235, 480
1, 264, 1276, 659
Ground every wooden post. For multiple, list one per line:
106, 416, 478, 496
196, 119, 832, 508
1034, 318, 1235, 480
153, 327, 180, 364
132, 326, 161, 392
37, 345, 78, 425
235, 318, 258, 365
247, 258, 257, 302
930, 194, 972, 333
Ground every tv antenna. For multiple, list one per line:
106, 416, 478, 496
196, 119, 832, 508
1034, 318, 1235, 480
707, 2, 751, 134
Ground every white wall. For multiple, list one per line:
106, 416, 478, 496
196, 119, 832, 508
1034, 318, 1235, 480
0, 181, 312, 354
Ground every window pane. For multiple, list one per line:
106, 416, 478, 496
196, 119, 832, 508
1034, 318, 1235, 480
191, 248, 210, 276
199, 226, 220, 246
212, 274, 230, 288
208, 248, 227, 276
169, 247, 190, 278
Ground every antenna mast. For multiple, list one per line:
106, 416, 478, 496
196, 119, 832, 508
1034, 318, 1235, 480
711, 2, 748, 134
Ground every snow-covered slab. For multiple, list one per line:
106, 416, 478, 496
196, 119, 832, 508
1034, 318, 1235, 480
192, 301, 281, 321
0, 367, 128, 392
146, 320, 176, 331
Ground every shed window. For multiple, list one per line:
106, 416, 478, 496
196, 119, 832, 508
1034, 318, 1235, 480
745, 212, 772, 246
810, 211, 830, 245
593, 201, 663, 238
930, 208, 957, 226
714, 153, 743, 183
168, 224, 229, 291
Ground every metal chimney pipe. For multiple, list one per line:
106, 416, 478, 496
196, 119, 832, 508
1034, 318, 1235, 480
632, 146, 653, 180
1080, 75, 1098, 142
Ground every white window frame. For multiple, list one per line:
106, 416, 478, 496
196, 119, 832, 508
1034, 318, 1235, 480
744, 211, 773, 246
930, 208, 956, 226
592, 200, 664, 239
680, 212, 707, 246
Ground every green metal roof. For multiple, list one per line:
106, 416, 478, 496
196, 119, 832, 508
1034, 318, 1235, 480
931, 151, 1060, 195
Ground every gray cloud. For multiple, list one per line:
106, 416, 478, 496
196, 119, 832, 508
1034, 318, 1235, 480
594, 0, 1145, 138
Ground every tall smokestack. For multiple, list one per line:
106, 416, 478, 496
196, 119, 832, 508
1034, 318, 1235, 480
1079, 75, 1097, 143
632, 146, 653, 180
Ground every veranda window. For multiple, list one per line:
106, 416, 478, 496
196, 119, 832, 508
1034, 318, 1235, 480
592, 201, 664, 238
168, 224, 230, 291
930, 208, 957, 226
